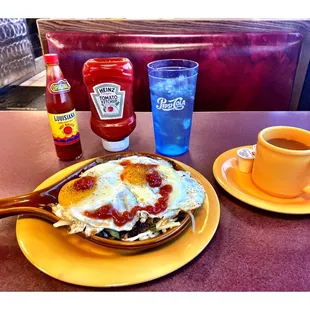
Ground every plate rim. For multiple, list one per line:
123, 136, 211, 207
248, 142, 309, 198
15, 156, 221, 288
213, 145, 310, 215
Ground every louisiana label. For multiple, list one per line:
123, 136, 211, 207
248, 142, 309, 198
48, 110, 80, 146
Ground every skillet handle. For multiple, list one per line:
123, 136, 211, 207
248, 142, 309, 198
0, 190, 56, 219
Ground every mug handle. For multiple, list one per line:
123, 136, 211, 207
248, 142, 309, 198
303, 186, 310, 195
303, 163, 310, 194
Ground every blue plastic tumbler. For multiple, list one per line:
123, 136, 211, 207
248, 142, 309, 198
147, 59, 199, 156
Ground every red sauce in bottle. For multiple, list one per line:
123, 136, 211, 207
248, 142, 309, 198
44, 53, 82, 161
82, 58, 136, 152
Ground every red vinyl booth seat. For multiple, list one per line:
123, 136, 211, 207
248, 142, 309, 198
46, 32, 303, 111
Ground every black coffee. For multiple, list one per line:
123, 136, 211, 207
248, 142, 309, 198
267, 138, 310, 150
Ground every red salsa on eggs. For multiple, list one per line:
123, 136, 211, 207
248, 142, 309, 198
83, 184, 173, 226
74, 176, 96, 191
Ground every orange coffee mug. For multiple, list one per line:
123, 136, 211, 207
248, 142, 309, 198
252, 126, 310, 198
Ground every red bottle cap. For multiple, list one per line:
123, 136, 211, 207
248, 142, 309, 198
44, 54, 59, 64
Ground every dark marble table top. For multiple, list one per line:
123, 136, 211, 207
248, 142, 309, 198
0, 111, 309, 291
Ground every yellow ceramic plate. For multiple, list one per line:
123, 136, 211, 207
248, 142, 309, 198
213, 146, 310, 214
16, 158, 220, 287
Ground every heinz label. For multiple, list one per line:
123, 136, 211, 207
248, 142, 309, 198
48, 110, 80, 146
48, 78, 71, 94
90, 83, 125, 120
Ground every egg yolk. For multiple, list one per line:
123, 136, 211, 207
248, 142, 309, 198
58, 176, 97, 207
121, 164, 149, 185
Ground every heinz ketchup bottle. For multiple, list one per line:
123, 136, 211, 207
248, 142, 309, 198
44, 53, 83, 161
82, 58, 136, 152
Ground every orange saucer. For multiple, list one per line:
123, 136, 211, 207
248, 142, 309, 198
213, 146, 310, 214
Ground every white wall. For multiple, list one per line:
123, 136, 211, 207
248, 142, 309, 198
2, 0, 309, 19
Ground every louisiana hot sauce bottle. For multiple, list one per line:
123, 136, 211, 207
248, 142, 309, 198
82, 58, 136, 152
44, 53, 82, 161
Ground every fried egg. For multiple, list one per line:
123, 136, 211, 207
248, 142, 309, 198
52, 155, 205, 237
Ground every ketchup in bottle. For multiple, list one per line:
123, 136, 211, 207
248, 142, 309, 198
44, 53, 83, 161
82, 58, 136, 152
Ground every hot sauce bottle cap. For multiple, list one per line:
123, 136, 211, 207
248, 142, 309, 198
102, 136, 130, 152
44, 54, 59, 64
